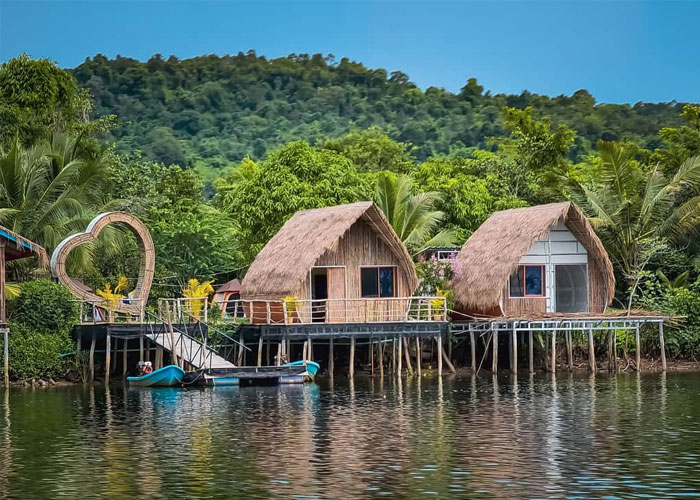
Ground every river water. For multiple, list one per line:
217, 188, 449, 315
1, 372, 700, 499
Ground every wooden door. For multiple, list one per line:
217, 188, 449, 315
326, 268, 347, 323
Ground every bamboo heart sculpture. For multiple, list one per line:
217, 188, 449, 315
51, 212, 155, 316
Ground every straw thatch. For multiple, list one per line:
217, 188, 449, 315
241, 201, 418, 300
0, 225, 48, 267
453, 202, 614, 313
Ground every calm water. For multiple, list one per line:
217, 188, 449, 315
1, 373, 700, 499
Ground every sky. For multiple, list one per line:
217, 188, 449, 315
1, 0, 699, 104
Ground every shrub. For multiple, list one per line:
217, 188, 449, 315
9, 279, 78, 334
0, 323, 73, 380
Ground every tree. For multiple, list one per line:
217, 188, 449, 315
374, 171, 457, 255
215, 141, 371, 263
318, 128, 415, 172
573, 140, 700, 310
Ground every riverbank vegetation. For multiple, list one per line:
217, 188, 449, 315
2, 53, 700, 379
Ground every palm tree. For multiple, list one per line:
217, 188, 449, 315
573, 140, 700, 311
0, 134, 121, 278
374, 171, 457, 255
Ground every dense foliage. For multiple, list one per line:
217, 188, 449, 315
70, 53, 685, 182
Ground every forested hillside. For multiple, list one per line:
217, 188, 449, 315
71, 52, 685, 180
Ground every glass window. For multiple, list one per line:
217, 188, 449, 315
509, 266, 544, 297
361, 267, 396, 298
361, 268, 379, 297
379, 267, 395, 297
525, 266, 543, 295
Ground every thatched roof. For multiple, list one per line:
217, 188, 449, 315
0, 225, 48, 267
453, 202, 614, 313
241, 202, 418, 300
215, 278, 241, 294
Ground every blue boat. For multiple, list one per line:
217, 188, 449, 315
283, 360, 321, 378
127, 365, 185, 387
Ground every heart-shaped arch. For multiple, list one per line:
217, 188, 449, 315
51, 212, 155, 316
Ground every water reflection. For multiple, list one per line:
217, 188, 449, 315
1, 373, 700, 498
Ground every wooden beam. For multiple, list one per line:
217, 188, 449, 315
528, 330, 534, 374
349, 336, 355, 378
470, 330, 476, 373
588, 328, 596, 373
492, 328, 499, 373
635, 324, 641, 372
328, 337, 334, 377
511, 326, 517, 373
122, 338, 128, 378
403, 336, 412, 374
415, 337, 422, 377
105, 333, 111, 385
257, 334, 263, 367
437, 336, 443, 377
659, 322, 667, 372
397, 336, 403, 376
378, 338, 384, 379
566, 331, 573, 371
550, 330, 556, 375
89, 337, 96, 383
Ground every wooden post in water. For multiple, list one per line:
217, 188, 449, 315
122, 338, 128, 378
635, 324, 641, 372
370, 339, 374, 376
492, 328, 499, 373
257, 334, 263, 367
550, 330, 556, 375
391, 339, 396, 374
378, 339, 384, 378
237, 332, 244, 366
276, 342, 281, 366
307, 336, 312, 362
397, 336, 403, 375
328, 337, 334, 377
403, 337, 412, 374
588, 328, 596, 373
528, 330, 534, 374
470, 330, 476, 373
139, 336, 144, 362
606, 330, 613, 372
511, 325, 517, 373
105, 332, 111, 385
349, 336, 355, 378
659, 321, 667, 372
89, 337, 96, 383
566, 331, 573, 371
437, 335, 443, 377
415, 337, 422, 377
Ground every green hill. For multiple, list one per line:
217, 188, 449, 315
72, 52, 685, 181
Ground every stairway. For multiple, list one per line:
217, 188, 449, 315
145, 329, 235, 369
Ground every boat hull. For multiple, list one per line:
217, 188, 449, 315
127, 365, 185, 387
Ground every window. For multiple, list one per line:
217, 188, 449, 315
361, 266, 395, 298
509, 265, 545, 297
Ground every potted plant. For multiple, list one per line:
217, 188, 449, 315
430, 288, 447, 321
283, 296, 300, 324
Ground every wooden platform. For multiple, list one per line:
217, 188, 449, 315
247, 320, 449, 340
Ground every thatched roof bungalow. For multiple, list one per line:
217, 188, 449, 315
453, 202, 614, 318
241, 202, 418, 324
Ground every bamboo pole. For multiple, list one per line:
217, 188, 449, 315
89, 337, 96, 383
437, 336, 443, 377
391, 339, 396, 374
349, 336, 355, 378
550, 331, 556, 374
378, 339, 384, 378
397, 336, 403, 376
370, 339, 374, 376
403, 336, 412, 374
492, 328, 498, 373
139, 336, 144, 362
237, 332, 244, 366
588, 328, 596, 373
470, 330, 476, 373
635, 324, 641, 372
307, 336, 313, 362
528, 330, 534, 374
441, 344, 456, 374
659, 322, 667, 372
105, 333, 111, 385
511, 326, 517, 373
613, 329, 618, 373
122, 338, 128, 378
566, 331, 573, 371
328, 337, 334, 377
276, 342, 281, 366
415, 337, 421, 377
257, 334, 263, 367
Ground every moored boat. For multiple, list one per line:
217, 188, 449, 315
127, 365, 185, 387
283, 360, 320, 378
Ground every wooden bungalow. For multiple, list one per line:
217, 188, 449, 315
453, 202, 615, 318
0, 226, 48, 384
240, 202, 421, 325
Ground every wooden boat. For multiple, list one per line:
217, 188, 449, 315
283, 360, 320, 377
184, 360, 321, 386
127, 365, 185, 387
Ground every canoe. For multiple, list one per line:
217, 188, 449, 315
283, 360, 321, 378
127, 365, 185, 387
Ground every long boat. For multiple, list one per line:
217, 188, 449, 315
184, 360, 321, 386
127, 365, 186, 387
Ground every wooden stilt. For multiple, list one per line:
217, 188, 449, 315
635, 324, 640, 371
237, 332, 244, 366
378, 339, 384, 378
511, 326, 517, 373
391, 339, 396, 374
659, 322, 666, 372
370, 339, 375, 376
588, 328, 596, 373
470, 330, 476, 372
122, 338, 128, 378
257, 334, 263, 367
606, 330, 612, 372
139, 336, 144, 362
328, 337, 334, 377
105, 333, 111, 385
276, 342, 281, 366
266, 339, 270, 365
3, 328, 8, 387
492, 328, 499, 373
441, 345, 456, 374
89, 337, 96, 383
307, 336, 312, 362
437, 336, 443, 377
397, 336, 403, 375
528, 330, 534, 374
349, 336, 355, 378
403, 337, 412, 374
415, 337, 421, 377
156, 345, 163, 369
509, 328, 514, 371
550, 330, 556, 374
613, 329, 618, 372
